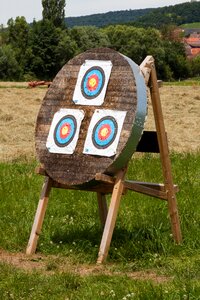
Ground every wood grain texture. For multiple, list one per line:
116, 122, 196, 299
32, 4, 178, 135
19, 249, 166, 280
35, 48, 138, 185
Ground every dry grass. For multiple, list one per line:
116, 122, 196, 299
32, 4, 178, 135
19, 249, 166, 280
0, 82, 199, 162
0, 83, 46, 161
145, 85, 200, 153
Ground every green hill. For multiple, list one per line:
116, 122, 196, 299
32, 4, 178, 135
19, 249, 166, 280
136, 1, 200, 27
65, 8, 154, 28
65, 2, 200, 28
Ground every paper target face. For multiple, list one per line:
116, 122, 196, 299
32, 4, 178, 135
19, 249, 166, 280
81, 66, 105, 99
46, 109, 84, 154
54, 115, 77, 147
93, 117, 118, 149
73, 60, 112, 106
83, 109, 127, 157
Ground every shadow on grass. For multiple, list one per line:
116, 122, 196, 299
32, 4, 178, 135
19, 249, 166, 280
50, 223, 172, 262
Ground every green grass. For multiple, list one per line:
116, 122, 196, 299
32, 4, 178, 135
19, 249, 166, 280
1, 262, 200, 300
0, 153, 200, 299
164, 78, 200, 86
180, 23, 200, 29
0, 85, 27, 89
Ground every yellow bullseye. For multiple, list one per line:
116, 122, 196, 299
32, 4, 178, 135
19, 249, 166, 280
61, 125, 69, 136
89, 77, 97, 88
100, 127, 109, 137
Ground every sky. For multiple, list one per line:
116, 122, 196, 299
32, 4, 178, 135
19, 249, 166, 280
0, 0, 190, 26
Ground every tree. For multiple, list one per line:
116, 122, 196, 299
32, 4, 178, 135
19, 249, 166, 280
70, 26, 110, 53
190, 55, 200, 77
27, 20, 76, 79
7, 17, 30, 71
0, 45, 22, 80
55, 30, 78, 67
42, 0, 66, 28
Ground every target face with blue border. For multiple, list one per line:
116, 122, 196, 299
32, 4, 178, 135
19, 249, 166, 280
81, 66, 105, 99
83, 109, 127, 157
54, 115, 77, 147
73, 60, 113, 106
46, 109, 84, 154
92, 117, 118, 149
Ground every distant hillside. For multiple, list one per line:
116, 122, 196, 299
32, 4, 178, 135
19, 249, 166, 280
65, 8, 154, 28
135, 1, 200, 27
65, 2, 200, 28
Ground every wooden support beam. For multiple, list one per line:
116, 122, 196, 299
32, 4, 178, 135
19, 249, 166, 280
95, 173, 115, 184
140, 56, 153, 85
124, 181, 167, 200
124, 181, 178, 200
97, 168, 127, 264
148, 59, 182, 244
126, 181, 179, 193
97, 193, 108, 228
26, 177, 52, 255
52, 181, 113, 194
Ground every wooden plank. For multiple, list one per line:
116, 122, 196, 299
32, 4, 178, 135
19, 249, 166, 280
124, 180, 167, 200
52, 181, 113, 194
95, 173, 115, 184
97, 193, 108, 228
126, 181, 179, 193
97, 168, 127, 264
26, 177, 52, 255
148, 59, 182, 244
140, 56, 153, 85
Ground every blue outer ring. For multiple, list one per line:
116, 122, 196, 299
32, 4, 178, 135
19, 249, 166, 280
92, 117, 118, 149
81, 66, 105, 99
54, 115, 76, 147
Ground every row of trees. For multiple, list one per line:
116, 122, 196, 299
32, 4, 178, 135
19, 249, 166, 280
0, 1, 199, 81
136, 1, 200, 28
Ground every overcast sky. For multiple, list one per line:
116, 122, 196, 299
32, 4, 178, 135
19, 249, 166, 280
0, 0, 189, 26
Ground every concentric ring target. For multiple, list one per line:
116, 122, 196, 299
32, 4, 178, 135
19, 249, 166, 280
81, 66, 105, 99
92, 117, 118, 149
54, 115, 77, 147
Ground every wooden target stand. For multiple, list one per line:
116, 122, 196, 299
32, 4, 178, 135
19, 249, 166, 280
26, 56, 182, 263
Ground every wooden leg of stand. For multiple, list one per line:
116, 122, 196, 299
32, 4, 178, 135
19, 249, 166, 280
97, 193, 108, 228
149, 63, 182, 244
26, 177, 52, 255
97, 169, 126, 264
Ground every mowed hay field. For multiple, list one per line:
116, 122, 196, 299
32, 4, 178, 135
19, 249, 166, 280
0, 82, 199, 162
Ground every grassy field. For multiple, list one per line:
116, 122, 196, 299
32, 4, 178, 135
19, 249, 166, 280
180, 23, 200, 29
0, 81, 200, 299
0, 152, 200, 299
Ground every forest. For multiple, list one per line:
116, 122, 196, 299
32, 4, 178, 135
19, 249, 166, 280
0, 0, 200, 82
66, 8, 154, 28
66, 2, 200, 28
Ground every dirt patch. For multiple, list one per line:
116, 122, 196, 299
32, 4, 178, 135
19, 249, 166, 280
0, 249, 170, 283
0, 83, 199, 162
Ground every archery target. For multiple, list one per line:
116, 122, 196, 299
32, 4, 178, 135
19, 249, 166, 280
83, 109, 127, 157
81, 66, 105, 99
46, 109, 84, 154
93, 117, 118, 149
73, 60, 112, 106
54, 115, 77, 147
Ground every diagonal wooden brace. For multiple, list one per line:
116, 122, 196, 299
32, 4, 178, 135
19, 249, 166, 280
26, 177, 52, 255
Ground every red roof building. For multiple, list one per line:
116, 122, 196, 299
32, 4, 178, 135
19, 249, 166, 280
184, 33, 200, 58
